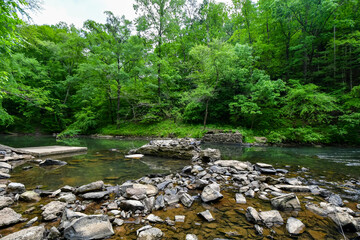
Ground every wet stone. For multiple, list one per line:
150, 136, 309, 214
7, 182, 25, 194
246, 207, 261, 223
41, 201, 67, 221
180, 193, 194, 208
0, 207, 23, 227
286, 217, 305, 235
137, 226, 163, 240
259, 210, 284, 227
201, 183, 223, 203
198, 210, 215, 222
0, 225, 45, 240
235, 193, 246, 204
186, 234, 198, 240
146, 214, 163, 223
271, 193, 301, 211
326, 194, 344, 207
0, 196, 14, 209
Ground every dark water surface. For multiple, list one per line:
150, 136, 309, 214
1, 135, 359, 190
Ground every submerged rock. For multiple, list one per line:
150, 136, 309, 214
271, 193, 301, 211
137, 226, 163, 240
39, 159, 67, 166
286, 217, 305, 235
0, 207, 23, 227
63, 215, 114, 239
0, 225, 45, 240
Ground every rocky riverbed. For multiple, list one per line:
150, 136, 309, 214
0, 139, 359, 239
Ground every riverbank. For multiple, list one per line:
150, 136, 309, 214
0, 139, 359, 239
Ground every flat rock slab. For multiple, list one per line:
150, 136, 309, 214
17, 146, 87, 157
0, 225, 45, 240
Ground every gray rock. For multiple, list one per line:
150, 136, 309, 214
25, 217, 38, 227
235, 193, 246, 204
254, 224, 263, 235
39, 159, 67, 166
0, 196, 14, 209
0, 172, 10, 179
271, 193, 301, 211
305, 203, 328, 217
82, 191, 109, 199
164, 194, 179, 205
275, 185, 311, 192
328, 212, 358, 232
0, 207, 22, 227
286, 217, 305, 235
0, 225, 45, 240
61, 185, 75, 192
60, 209, 87, 230
198, 210, 215, 222
48, 226, 61, 239
119, 200, 145, 211
58, 193, 77, 203
144, 197, 155, 212
20, 191, 41, 202
326, 194, 344, 207
146, 214, 163, 223
357, 204, 360, 210
175, 215, 185, 223
259, 210, 284, 227
199, 148, 221, 162
113, 218, 124, 226
244, 189, 255, 198
64, 215, 114, 239
137, 226, 163, 240
254, 163, 276, 174
180, 193, 194, 207
76, 180, 104, 194
7, 182, 25, 194
201, 183, 223, 203
285, 178, 302, 185
0, 162, 12, 170
132, 184, 158, 196
214, 160, 252, 171
186, 234, 198, 240
41, 201, 67, 221
245, 207, 261, 223
154, 194, 165, 210
157, 180, 172, 190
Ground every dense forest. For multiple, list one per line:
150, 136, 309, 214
1, 0, 359, 144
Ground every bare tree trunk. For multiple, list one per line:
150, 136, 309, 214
203, 98, 209, 130
333, 24, 336, 81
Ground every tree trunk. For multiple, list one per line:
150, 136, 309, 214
333, 24, 336, 80
203, 98, 209, 130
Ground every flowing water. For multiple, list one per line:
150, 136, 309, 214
0, 135, 359, 239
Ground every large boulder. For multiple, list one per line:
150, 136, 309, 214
198, 148, 221, 162
271, 193, 301, 211
129, 139, 201, 160
0, 225, 45, 240
259, 210, 284, 227
41, 201, 67, 221
7, 182, 25, 194
201, 183, 223, 203
76, 181, 104, 194
119, 200, 145, 211
63, 215, 114, 239
20, 191, 41, 202
0, 207, 23, 227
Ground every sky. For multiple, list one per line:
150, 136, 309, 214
29, 0, 233, 28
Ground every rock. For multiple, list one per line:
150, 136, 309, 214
198, 210, 215, 222
113, 218, 124, 226
130, 138, 201, 160
201, 183, 223, 203
24, 217, 38, 227
0, 225, 45, 240
146, 214, 164, 223
182, 166, 192, 174
259, 210, 284, 227
61, 185, 75, 192
20, 191, 41, 202
199, 148, 221, 162
214, 160, 252, 171
202, 132, 243, 144
132, 184, 158, 196
285, 178, 302, 185
41, 201, 67, 221
154, 194, 165, 210
7, 182, 25, 194
63, 215, 114, 239
60, 209, 87, 230
175, 215, 185, 223
157, 180, 172, 191
254, 137, 267, 143
58, 193, 77, 203
254, 163, 276, 174
39, 159, 67, 166
357, 204, 360, 210
271, 193, 301, 211
0, 196, 14, 209
82, 191, 109, 199
0, 162, 12, 170
275, 185, 311, 192
0, 207, 22, 227
245, 207, 261, 223
328, 212, 358, 232
0, 172, 10, 179
180, 193, 194, 207
254, 224, 263, 235
125, 154, 144, 159
48, 226, 61, 239
326, 194, 344, 207
137, 226, 163, 240
119, 200, 145, 211
186, 234, 198, 240
286, 217, 305, 235
244, 189, 255, 198
164, 193, 179, 205
144, 197, 155, 212
305, 203, 328, 217
235, 193, 246, 204
76, 180, 104, 194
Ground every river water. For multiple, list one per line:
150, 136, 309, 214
1, 135, 359, 192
